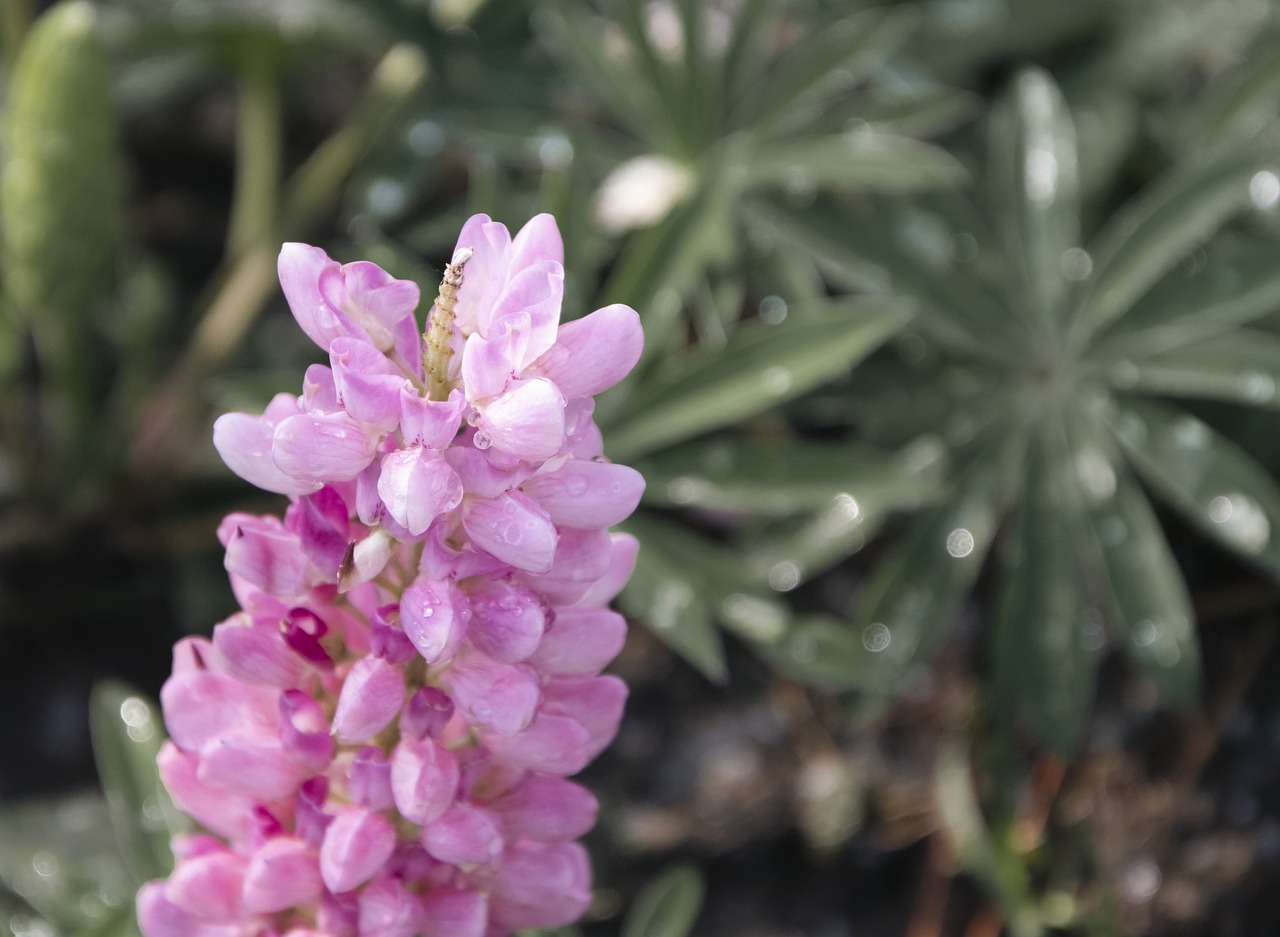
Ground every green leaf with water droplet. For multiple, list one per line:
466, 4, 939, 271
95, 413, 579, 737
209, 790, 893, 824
756, 614, 885, 691
746, 132, 967, 194
1076, 454, 1200, 705
847, 475, 1001, 694
1093, 234, 1280, 357
1112, 329, 1280, 411
0, 794, 137, 932
621, 863, 705, 937
618, 520, 727, 683
635, 437, 942, 515
989, 67, 1080, 327
1076, 145, 1280, 340
991, 431, 1094, 754
90, 681, 178, 886
1110, 398, 1280, 579
604, 297, 912, 461
744, 194, 1013, 360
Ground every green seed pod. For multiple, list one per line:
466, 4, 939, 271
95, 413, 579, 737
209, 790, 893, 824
1, 0, 125, 475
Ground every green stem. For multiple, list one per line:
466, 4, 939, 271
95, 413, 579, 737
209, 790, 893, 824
227, 50, 281, 259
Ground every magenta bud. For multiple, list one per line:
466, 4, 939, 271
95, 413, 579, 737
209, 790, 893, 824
350, 746, 394, 811
445, 654, 539, 737
279, 689, 335, 772
465, 580, 545, 664
332, 657, 406, 744
490, 840, 591, 930
420, 801, 503, 868
390, 737, 459, 825
399, 687, 454, 740
295, 777, 333, 846
358, 877, 425, 937
418, 888, 488, 937
319, 806, 397, 893
370, 604, 417, 664
528, 607, 626, 677
400, 579, 469, 663
283, 608, 334, 669
242, 837, 323, 914
165, 849, 247, 922
214, 614, 307, 687
488, 774, 598, 842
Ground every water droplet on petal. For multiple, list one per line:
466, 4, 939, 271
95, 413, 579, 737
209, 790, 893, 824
473, 431, 492, 450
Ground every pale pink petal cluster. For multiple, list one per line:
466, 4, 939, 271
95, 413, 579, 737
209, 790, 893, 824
139, 214, 644, 937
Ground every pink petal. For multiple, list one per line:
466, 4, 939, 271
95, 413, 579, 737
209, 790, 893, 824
198, 734, 306, 801
527, 527, 612, 605
331, 337, 406, 429
377, 447, 464, 535
399, 687, 455, 740
465, 579, 545, 664
242, 837, 323, 914
420, 801, 504, 867
418, 888, 487, 937
489, 774, 598, 841
476, 378, 566, 462
165, 850, 247, 921
332, 657, 406, 743
490, 840, 591, 929
486, 260, 564, 368
350, 746, 394, 811
483, 713, 592, 775
160, 671, 275, 751
528, 607, 626, 676
521, 459, 645, 528
157, 743, 256, 842
400, 579, 469, 663
390, 737, 459, 825
213, 408, 318, 496
445, 654, 540, 737
137, 881, 234, 937
279, 243, 345, 351
575, 532, 640, 607
531, 303, 643, 399
222, 516, 315, 599
462, 492, 558, 574
213, 615, 306, 688
293, 486, 351, 576
319, 806, 397, 893
278, 689, 335, 772
400, 387, 466, 449
358, 878, 424, 937
272, 411, 379, 483
541, 675, 628, 762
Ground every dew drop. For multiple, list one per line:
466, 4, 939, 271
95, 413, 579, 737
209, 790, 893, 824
1208, 491, 1270, 554
119, 697, 150, 728
946, 527, 975, 558
1243, 371, 1276, 402
862, 622, 891, 652
473, 431, 492, 450
565, 476, 589, 496
761, 366, 793, 395
1060, 246, 1093, 281
1250, 170, 1280, 210
1133, 619, 1158, 647
759, 295, 788, 324
768, 561, 802, 592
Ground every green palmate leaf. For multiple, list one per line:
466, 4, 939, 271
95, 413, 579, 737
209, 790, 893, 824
840, 84, 979, 139
719, 0, 772, 120
1111, 398, 1280, 578
991, 431, 1095, 754
601, 163, 739, 369
745, 195, 1014, 361
621, 863, 706, 937
635, 437, 940, 515
0, 794, 137, 932
1076, 146, 1280, 340
618, 519, 727, 682
537, 4, 661, 147
1175, 35, 1280, 150
604, 297, 912, 460
848, 476, 1001, 695
746, 132, 968, 194
990, 67, 1080, 326
1114, 329, 1280, 410
1093, 235, 1280, 358
90, 681, 178, 886
742, 8, 917, 135
1074, 448, 1200, 703
611, 0, 691, 153
757, 613, 885, 691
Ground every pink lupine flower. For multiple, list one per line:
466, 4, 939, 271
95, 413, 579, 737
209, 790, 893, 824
141, 214, 644, 937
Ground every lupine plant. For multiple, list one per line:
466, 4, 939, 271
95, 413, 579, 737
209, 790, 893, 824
135, 214, 646, 935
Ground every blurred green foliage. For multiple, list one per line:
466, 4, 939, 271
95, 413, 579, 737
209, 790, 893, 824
4, 0, 1280, 933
